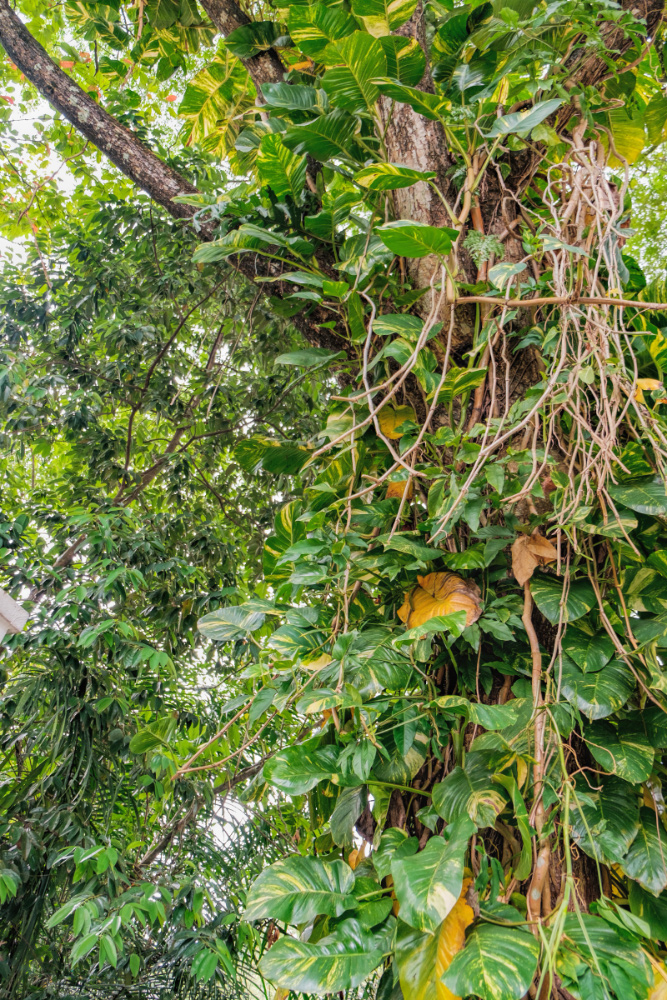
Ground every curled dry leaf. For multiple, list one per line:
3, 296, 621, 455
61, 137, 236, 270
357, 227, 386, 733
511, 531, 558, 587
650, 968, 667, 1000
386, 479, 414, 500
635, 378, 663, 404
377, 404, 416, 439
436, 879, 475, 1000
398, 572, 482, 629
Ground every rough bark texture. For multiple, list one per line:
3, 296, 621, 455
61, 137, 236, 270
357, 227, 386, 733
0, 0, 198, 219
198, 0, 285, 89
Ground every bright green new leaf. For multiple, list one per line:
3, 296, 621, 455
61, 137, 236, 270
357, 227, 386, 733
355, 163, 436, 191
376, 221, 456, 258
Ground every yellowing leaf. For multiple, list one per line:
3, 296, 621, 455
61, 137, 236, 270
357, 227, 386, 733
635, 378, 664, 403
650, 965, 667, 1000
436, 880, 475, 1000
398, 573, 482, 629
511, 531, 558, 586
377, 405, 416, 439
387, 479, 414, 500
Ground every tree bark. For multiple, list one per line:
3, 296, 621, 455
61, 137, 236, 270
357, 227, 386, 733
198, 0, 285, 90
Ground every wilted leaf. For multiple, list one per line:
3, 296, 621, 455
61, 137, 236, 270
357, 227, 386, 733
386, 479, 414, 500
398, 572, 482, 629
511, 531, 558, 586
436, 881, 475, 1000
377, 404, 416, 438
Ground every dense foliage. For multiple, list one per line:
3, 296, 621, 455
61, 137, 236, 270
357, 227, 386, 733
2, 0, 667, 997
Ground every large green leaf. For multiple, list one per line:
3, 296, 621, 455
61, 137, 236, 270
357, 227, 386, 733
570, 776, 640, 864
562, 628, 615, 673
259, 918, 391, 993
350, 0, 417, 36
434, 695, 521, 731
283, 109, 363, 162
432, 752, 508, 829
530, 576, 596, 624
257, 133, 308, 201
322, 33, 386, 113
376, 221, 457, 258
225, 21, 289, 59
330, 786, 365, 848
197, 605, 265, 642
391, 815, 474, 932
644, 93, 667, 144
394, 921, 439, 1000
244, 855, 356, 923
608, 478, 667, 515
441, 923, 540, 1000
585, 720, 654, 783
486, 98, 563, 137
288, 4, 358, 59
178, 55, 252, 154
263, 744, 340, 794
374, 79, 445, 119
379, 36, 426, 85
620, 807, 667, 895
355, 163, 436, 191
557, 914, 651, 1000
560, 657, 635, 720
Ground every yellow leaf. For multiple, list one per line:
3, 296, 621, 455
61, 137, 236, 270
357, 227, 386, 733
273, 990, 289, 1000
435, 880, 475, 1000
302, 652, 332, 670
398, 572, 482, 629
377, 405, 416, 440
635, 378, 664, 403
387, 479, 414, 500
650, 965, 667, 1000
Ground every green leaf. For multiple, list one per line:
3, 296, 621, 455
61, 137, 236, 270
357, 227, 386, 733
391, 815, 474, 932
378, 36, 426, 86
395, 920, 439, 1000
629, 880, 667, 938
322, 33, 386, 113
486, 98, 563, 138
197, 605, 265, 642
225, 21, 289, 59
571, 776, 640, 864
257, 133, 308, 201
429, 366, 487, 405
607, 106, 645, 164
275, 348, 346, 367
259, 918, 390, 993
644, 93, 667, 144
330, 786, 365, 848
263, 744, 340, 794
493, 775, 533, 880
560, 657, 635, 720
530, 576, 596, 625
71, 933, 98, 966
562, 629, 615, 673
148, 0, 180, 30
283, 109, 364, 162
432, 752, 508, 829
351, 0, 417, 35
288, 4, 358, 59
487, 261, 527, 290
355, 163, 436, 191
191, 948, 218, 982
608, 478, 667, 515
374, 79, 444, 120
376, 221, 456, 258
585, 720, 654, 783
244, 855, 356, 923
442, 923, 539, 1000
178, 55, 251, 154
434, 695, 521, 731
620, 807, 667, 895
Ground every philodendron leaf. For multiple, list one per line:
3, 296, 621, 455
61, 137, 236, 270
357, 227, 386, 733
432, 752, 508, 829
391, 815, 474, 932
259, 917, 391, 993
585, 720, 654, 783
355, 162, 436, 191
486, 98, 563, 137
244, 855, 356, 924
562, 629, 615, 673
321, 32, 386, 113
263, 744, 341, 794
560, 656, 635, 720
530, 575, 596, 624
257, 133, 307, 201
608, 478, 667, 515
620, 807, 667, 895
376, 220, 457, 258
570, 776, 640, 864
441, 923, 540, 1000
